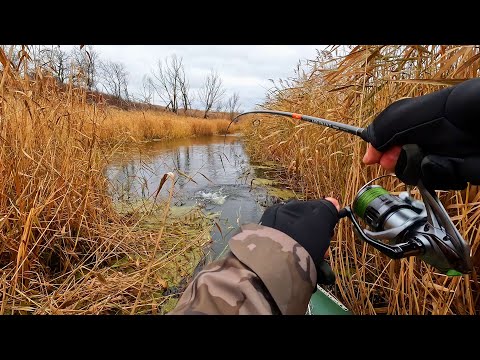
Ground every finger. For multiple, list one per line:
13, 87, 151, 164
379, 146, 402, 172
362, 144, 383, 165
324, 197, 340, 211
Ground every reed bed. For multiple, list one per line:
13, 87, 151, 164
243, 45, 480, 314
97, 109, 235, 144
0, 48, 214, 314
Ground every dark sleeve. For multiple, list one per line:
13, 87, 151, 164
366, 78, 480, 156
445, 77, 480, 133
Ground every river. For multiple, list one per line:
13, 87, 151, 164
105, 134, 351, 315
105, 134, 290, 263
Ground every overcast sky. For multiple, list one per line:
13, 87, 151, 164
61, 45, 325, 111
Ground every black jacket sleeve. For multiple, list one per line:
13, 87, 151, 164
365, 78, 480, 157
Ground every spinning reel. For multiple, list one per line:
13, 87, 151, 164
340, 178, 472, 275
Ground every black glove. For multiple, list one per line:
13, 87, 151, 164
364, 78, 480, 189
259, 199, 339, 286
394, 144, 480, 190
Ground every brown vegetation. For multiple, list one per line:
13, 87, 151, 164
97, 109, 234, 145
243, 45, 480, 314
0, 47, 216, 314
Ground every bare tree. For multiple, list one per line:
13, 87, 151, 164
71, 45, 99, 91
151, 54, 190, 114
1, 45, 70, 83
137, 75, 155, 107
28, 45, 46, 69
178, 65, 192, 113
225, 92, 241, 120
98, 60, 129, 100
13, 45, 40, 77
198, 69, 225, 119
3, 45, 43, 77
41, 46, 70, 84
215, 100, 224, 113
0, 45, 22, 70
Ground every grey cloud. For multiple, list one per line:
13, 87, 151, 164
61, 45, 325, 110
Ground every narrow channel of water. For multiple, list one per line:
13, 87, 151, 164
105, 134, 288, 262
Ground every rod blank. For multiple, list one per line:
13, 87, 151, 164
232, 110, 368, 141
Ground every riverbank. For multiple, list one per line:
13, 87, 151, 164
110, 198, 216, 314
0, 61, 229, 314
97, 108, 240, 145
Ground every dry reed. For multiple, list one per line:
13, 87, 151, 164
0, 47, 214, 314
243, 45, 480, 315
97, 109, 235, 144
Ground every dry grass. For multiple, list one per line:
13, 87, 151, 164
97, 108, 236, 144
243, 45, 480, 314
0, 48, 215, 314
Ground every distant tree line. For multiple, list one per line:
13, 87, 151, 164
143, 53, 241, 119
0, 45, 242, 119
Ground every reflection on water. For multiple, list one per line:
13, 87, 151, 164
106, 134, 270, 260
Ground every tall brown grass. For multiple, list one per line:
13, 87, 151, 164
0, 47, 213, 314
243, 45, 480, 314
97, 109, 235, 144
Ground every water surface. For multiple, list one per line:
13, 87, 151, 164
106, 134, 281, 261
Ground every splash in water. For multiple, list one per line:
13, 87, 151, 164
196, 189, 228, 205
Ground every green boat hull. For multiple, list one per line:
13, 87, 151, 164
307, 286, 352, 315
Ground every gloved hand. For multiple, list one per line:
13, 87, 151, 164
259, 198, 339, 286
363, 78, 480, 189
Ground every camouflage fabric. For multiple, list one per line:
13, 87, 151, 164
169, 224, 316, 315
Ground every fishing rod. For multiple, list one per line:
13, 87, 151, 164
233, 110, 473, 275
231, 110, 369, 141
